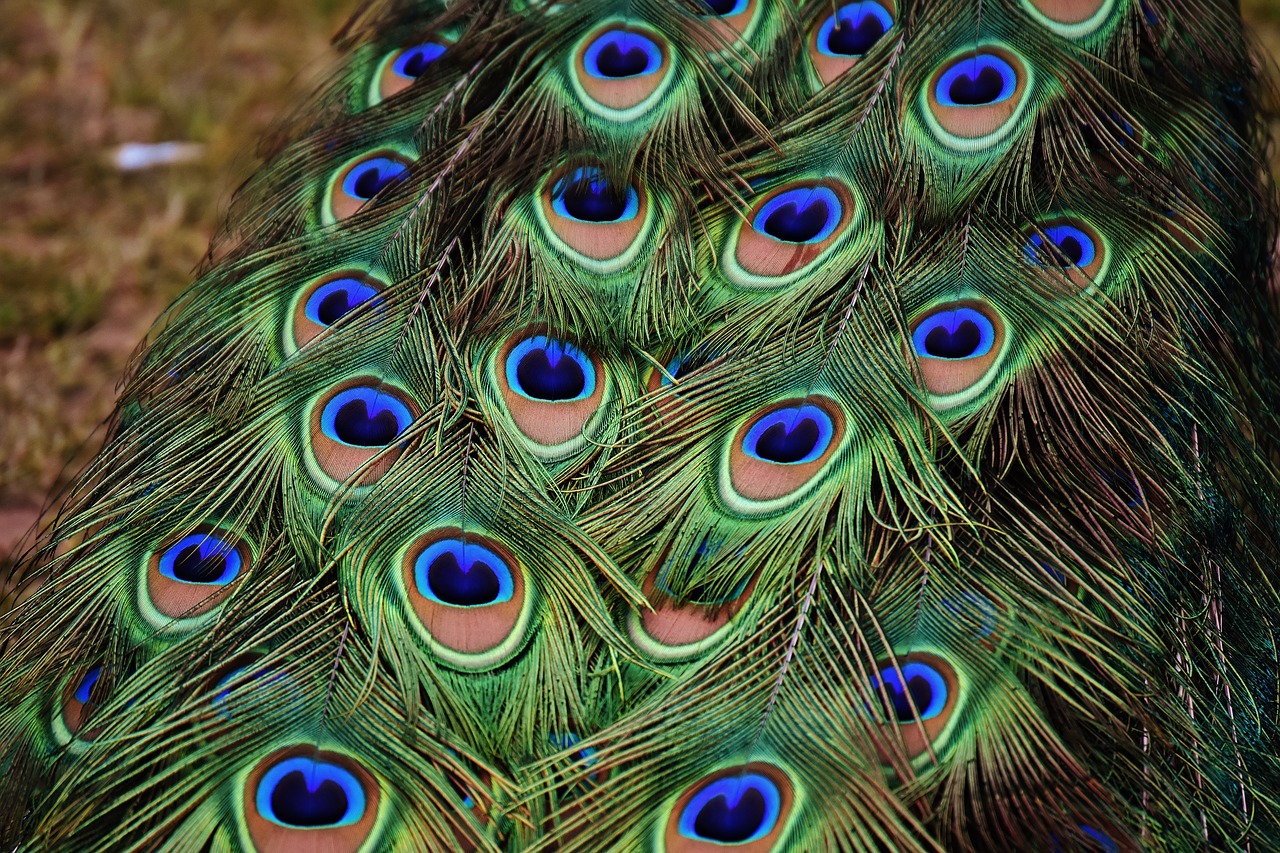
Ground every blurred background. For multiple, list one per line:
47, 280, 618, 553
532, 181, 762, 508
1, 0, 1279, 559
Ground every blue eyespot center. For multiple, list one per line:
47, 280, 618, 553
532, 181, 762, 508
584, 30, 663, 79
701, 0, 748, 14
321, 387, 414, 447
940, 592, 998, 638
305, 279, 380, 327
551, 167, 639, 223
213, 665, 286, 720
1080, 825, 1120, 853
753, 186, 842, 244
662, 348, 717, 386
1024, 224, 1096, 268
817, 2, 893, 57
743, 405, 835, 465
912, 307, 996, 360
342, 157, 409, 202
872, 661, 948, 722
159, 534, 243, 585
548, 733, 599, 766
393, 42, 446, 79
74, 667, 102, 704
936, 54, 1018, 107
507, 337, 596, 402
679, 774, 781, 843
258, 757, 366, 828
415, 539, 515, 607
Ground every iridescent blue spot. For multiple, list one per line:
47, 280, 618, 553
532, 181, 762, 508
414, 539, 515, 607
1024, 225, 1096, 269
74, 668, 102, 704
550, 167, 639, 223
936, 54, 1018, 107
912, 307, 996, 360
304, 278, 380, 327
701, 0, 748, 14
257, 756, 366, 828
743, 405, 835, 465
661, 348, 716, 387
549, 733, 599, 767
817, 2, 894, 57
341, 156, 409, 202
213, 666, 251, 719
392, 43, 446, 79
678, 773, 781, 844
321, 387, 414, 447
940, 591, 998, 638
871, 661, 948, 721
583, 30, 663, 79
752, 186, 842, 244
506, 337, 596, 402
1041, 562, 1068, 585
655, 539, 746, 604
213, 666, 286, 721
159, 533, 243, 585
444, 770, 476, 809
1081, 825, 1120, 853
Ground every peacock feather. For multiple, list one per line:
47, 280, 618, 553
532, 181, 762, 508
4, 0, 1280, 849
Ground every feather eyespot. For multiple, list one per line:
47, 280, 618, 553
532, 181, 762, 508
306, 379, 419, 487
289, 271, 385, 353
690, 0, 761, 46
324, 151, 412, 224
55, 665, 110, 744
1078, 825, 1121, 852
496, 334, 606, 458
243, 747, 381, 852
584, 29, 663, 79
701, 0, 748, 14
940, 591, 1001, 645
923, 46, 1032, 149
908, 301, 1009, 410
323, 387, 415, 447
665, 764, 795, 851
742, 404, 835, 464
508, 336, 595, 402
140, 527, 250, 630
372, 41, 447, 103
538, 166, 651, 269
809, 1, 895, 85
726, 180, 859, 287
572, 24, 674, 118
630, 545, 756, 661
547, 732, 609, 799
399, 529, 535, 670
209, 655, 298, 722
646, 346, 725, 394
416, 537, 516, 607
869, 653, 960, 760
753, 186, 843, 244
722, 398, 846, 513
912, 306, 996, 360
1023, 218, 1108, 287
552, 168, 640, 223
1021, 0, 1115, 38
937, 55, 1018, 107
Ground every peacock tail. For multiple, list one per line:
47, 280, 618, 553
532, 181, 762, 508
3, 0, 1280, 849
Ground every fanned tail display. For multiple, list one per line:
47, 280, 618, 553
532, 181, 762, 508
4, 0, 1280, 850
